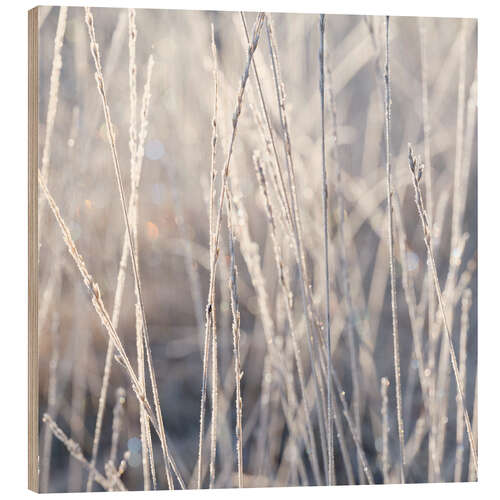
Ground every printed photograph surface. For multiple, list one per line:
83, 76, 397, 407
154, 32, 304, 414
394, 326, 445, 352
36, 6, 477, 492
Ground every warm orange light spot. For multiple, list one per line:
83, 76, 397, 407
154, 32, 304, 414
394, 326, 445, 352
84, 199, 92, 210
146, 221, 159, 241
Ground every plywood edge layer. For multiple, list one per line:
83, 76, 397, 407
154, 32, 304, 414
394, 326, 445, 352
28, 5, 39, 494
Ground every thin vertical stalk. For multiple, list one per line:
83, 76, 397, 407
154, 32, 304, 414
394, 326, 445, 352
85, 47, 156, 492
418, 20, 440, 481
454, 289, 471, 482
393, 194, 435, 470
408, 144, 478, 476
381, 377, 390, 484
332, 371, 374, 484
197, 13, 265, 488
253, 152, 322, 484
84, 8, 182, 489
40, 5, 67, 179
209, 24, 219, 489
38, 170, 167, 443
384, 16, 405, 483
468, 377, 478, 482
239, 12, 293, 230
266, 14, 329, 481
40, 312, 61, 493
110, 388, 126, 467
39, 6, 68, 230
135, 303, 154, 490
229, 179, 282, 449
68, 290, 89, 491
319, 14, 334, 486
326, 56, 362, 485
433, 23, 469, 475
451, 21, 468, 255
419, 18, 433, 229
226, 190, 243, 487
127, 11, 153, 490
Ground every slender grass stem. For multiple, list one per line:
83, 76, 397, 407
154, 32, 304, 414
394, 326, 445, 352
326, 52, 361, 488
381, 377, 390, 483
85, 8, 183, 488
319, 14, 335, 486
85, 45, 156, 492
38, 6, 68, 231
408, 143, 478, 477
209, 24, 219, 489
253, 152, 322, 484
384, 16, 406, 483
43, 414, 114, 492
197, 13, 265, 488
454, 288, 471, 482
225, 188, 244, 487
266, 14, 329, 481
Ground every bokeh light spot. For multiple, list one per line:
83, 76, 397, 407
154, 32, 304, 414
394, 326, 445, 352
146, 221, 159, 241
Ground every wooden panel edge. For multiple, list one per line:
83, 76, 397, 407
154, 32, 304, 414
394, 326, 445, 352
28, 5, 39, 494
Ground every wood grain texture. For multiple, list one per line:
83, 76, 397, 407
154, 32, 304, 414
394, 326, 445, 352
28, 6, 39, 493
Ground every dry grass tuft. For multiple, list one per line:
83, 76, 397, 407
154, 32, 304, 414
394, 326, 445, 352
36, 8, 477, 491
